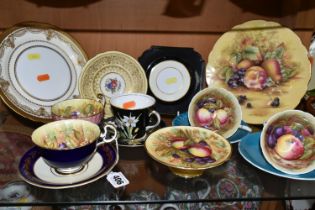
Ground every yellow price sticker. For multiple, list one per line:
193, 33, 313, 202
165, 77, 177, 85
27, 53, 41, 60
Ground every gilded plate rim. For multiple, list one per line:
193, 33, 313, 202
0, 21, 88, 123
79, 51, 148, 117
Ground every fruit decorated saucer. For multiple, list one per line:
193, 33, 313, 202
239, 132, 315, 180
19, 144, 118, 189
79, 51, 147, 117
145, 126, 232, 178
206, 20, 311, 124
172, 112, 251, 144
0, 22, 87, 123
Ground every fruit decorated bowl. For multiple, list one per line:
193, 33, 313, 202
188, 87, 242, 138
145, 126, 232, 178
261, 110, 315, 175
51, 98, 104, 124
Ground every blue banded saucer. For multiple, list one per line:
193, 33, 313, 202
19, 144, 118, 189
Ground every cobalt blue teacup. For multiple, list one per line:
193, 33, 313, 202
31, 119, 117, 174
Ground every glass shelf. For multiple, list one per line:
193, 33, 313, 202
0, 115, 315, 210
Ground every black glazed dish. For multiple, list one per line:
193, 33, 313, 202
138, 46, 205, 116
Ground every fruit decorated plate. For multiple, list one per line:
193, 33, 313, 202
188, 87, 242, 138
138, 46, 204, 115
239, 132, 315, 180
79, 51, 148, 117
172, 112, 251, 144
0, 22, 87, 122
145, 126, 232, 178
261, 110, 315, 175
206, 20, 311, 124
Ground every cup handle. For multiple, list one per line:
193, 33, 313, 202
98, 124, 118, 147
97, 93, 106, 109
145, 111, 161, 132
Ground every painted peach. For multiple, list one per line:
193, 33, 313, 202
171, 139, 188, 150
188, 145, 212, 157
243, 66, 268, 90
196, 108, 214, 126
274, 134, 304, 160
215, 109, 229, 125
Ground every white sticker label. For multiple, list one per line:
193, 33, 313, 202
107, 171, 129, 188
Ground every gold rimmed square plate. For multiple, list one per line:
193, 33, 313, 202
0, 22, 88, 123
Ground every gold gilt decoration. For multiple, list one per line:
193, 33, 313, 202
0, 78, 10, 91
0, 22, 88, 123
79, 51, 147, 117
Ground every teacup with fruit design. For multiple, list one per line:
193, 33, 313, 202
51, 98, 105, 124
188, 87, 242, 138
31, 119, 117, 174
261, 110, 315, 174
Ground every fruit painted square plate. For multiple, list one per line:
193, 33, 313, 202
79, 51, 148, 117
138, 46, 204, 115
238, 132, 315, 180
206, 20, 311, 124
0, 22, 88, 123
172, 112, 251, 144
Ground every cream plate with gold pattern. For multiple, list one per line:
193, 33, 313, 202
79, 51, 148, 117
0, 22, 87, 123
206, 20, 311, 124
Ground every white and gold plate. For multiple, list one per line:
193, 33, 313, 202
79, 51, 148, 117
149, 60, 191, 102
0, 22, 87, 122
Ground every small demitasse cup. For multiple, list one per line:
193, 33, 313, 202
51, 98, 105, 124
31, 119, 117, 174
110, 93, 161, 144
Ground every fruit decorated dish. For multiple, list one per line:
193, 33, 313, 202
261, 110, 315, 175
145, 126, 232, 178
188, 87, 242, 138
206, 20, 311, 124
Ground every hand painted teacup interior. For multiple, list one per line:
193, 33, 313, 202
261, 110, 315, 175
52, 99, 104, 118
110, 93, 155, 110
188, 87, 242, 139
32, 119, 100, 150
